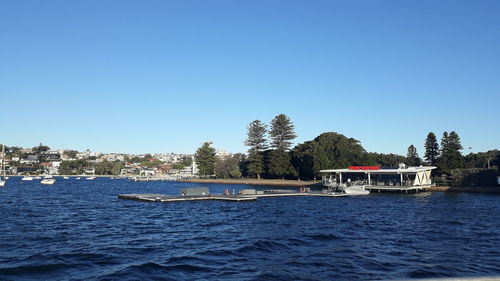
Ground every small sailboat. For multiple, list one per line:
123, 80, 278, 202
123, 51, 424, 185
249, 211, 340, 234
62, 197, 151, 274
0, 145, 6, 187
41, 175, 56, 185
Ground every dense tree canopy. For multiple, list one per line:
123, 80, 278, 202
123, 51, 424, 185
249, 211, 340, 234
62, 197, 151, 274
63, 150, 78, 159
33, 143, 50, 154
95, 160, 114, 175
215, 154, 243, 178
291, 132, 367, 180
364, 152, 406, 167
59, 160, 88, 175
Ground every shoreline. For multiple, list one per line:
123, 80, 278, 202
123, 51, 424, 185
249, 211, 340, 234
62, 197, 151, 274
181, 179, 500, 193
179, 178, 321, 187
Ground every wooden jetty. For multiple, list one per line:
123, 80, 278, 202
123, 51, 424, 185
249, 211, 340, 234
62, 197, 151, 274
118, 191, 347, 203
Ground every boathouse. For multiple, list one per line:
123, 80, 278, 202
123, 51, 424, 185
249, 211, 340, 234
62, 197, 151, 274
320, 165, 437, 193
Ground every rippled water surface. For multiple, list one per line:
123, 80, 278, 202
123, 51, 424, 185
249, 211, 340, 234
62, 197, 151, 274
1, 178, 499, 280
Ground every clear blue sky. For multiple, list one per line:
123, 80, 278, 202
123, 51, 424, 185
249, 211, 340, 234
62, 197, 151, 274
1, 0, 499, 155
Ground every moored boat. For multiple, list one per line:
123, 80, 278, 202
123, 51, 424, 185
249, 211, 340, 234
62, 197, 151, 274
41, 175, 56, 185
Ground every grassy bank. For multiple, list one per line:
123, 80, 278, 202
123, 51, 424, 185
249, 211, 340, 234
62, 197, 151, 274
179, 178, 321, 187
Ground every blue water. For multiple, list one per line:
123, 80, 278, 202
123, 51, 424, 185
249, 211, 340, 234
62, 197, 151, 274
0, 178, 499, 280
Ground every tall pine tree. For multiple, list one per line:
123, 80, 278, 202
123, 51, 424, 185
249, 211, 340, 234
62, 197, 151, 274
439, 131, 464, 173
194, 142, 216, 177
424, 132, 439, 165
244, 120, 267, 179
406, 144, 421, 167
268, 114, 296, 179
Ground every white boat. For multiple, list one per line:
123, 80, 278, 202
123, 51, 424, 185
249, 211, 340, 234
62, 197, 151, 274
22, 176, 34, 181
34, 176, 42, 180
76, 177, 81, 180
0, 145, 6, 187
86, 176, 96, 180
41, 175, 56, 185
343, 185, 370, 195
63, 176, 70, 180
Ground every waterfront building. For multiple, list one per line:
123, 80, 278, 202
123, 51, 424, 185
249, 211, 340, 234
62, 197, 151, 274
320, 165, 437, 193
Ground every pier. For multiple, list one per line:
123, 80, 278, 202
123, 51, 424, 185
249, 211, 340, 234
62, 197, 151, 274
118, 193, 257, 202
118, 190, 347, 203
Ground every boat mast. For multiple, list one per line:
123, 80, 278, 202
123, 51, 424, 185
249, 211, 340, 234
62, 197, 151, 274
1, 144, 4, 180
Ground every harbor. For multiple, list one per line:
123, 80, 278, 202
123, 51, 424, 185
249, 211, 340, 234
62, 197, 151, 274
2, 172, 500, 281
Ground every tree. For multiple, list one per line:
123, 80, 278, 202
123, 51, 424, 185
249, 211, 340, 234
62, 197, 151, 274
245, 120, 267, 179
406, 144, 421, 166
95, 160, 113, 175
33, 143, 50, 154
439, 131, 464, 173
111, 161, 123, 175
424, 132, 439, 165
180, 156, 193, 166
290, 132, 366, 180
364, 152, 406, 167
59, 159, 88, 175
63, 150, 78, 159
268, 114, 297, 179
215, 154, 243, 178
268, 149, 295, 179
269, 114, 296, 151
131, 156, 142, 163
194, 142, 216, 177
